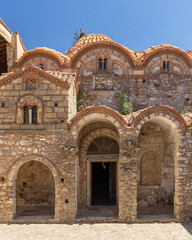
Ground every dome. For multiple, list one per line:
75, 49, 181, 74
66, 34, 115, 58
75, 34, 114, 47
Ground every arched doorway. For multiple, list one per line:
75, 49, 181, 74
16, 160, 55, 217
87, 136, 119, 206
137, 119, 176, 217
76, 120, 120, 219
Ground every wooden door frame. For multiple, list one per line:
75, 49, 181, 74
87, 154, 119, 206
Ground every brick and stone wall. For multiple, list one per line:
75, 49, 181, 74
0, 129, 76, 222
0, 29, 192, 223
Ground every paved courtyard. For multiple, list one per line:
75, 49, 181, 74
0, 223, 192, 240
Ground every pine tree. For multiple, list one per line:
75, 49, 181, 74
73, 28, 86, 44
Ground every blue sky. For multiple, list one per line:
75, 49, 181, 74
1, 0, 192, 54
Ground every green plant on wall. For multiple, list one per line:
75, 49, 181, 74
77, 90, 84, 112
120, 90, 133, 115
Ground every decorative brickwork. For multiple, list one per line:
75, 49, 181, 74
0, 23, 191, 223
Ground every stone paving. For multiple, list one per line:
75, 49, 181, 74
0, 223, 192, 240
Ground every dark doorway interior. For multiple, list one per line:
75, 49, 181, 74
91, 162, 116, 205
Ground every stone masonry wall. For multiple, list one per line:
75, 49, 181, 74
0, 128, 76, 222
16, 160, 55, 210
137, 122, 174, 212
78, 74, 192, 113
0, 75, 72, 125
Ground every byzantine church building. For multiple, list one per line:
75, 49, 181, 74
0, 19, 191, 223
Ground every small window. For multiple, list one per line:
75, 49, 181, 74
98, 58, 107, 71
104, 58, 107, 70
24, 106, 29, 124
163, 61, 170, 73
39, 63, 44, 70
32, 106, 37, 124
99, 59, 102, 71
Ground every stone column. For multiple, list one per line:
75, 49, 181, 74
29, 108, 32, 124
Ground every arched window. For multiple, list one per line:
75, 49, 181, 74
32, 106, 37, 124
104, 58, 107, 70
99, 59, 103, 71
98, 58, 107, 71
23, 106, 29, 124
17, 95, 42, 125
88, 136, 119, 154
39, 63, 44, 70
163, 61, 170, 73
23, 105, 38, 124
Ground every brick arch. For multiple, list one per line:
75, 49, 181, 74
18, 49, 68, 68
131, 105, 188, 133
70, 42, 135, 68
70, 106, 128, 136
143, 47, 192, 68
80, 128, 119, 157
7, 154, 60, 184
77, 50, 130, 77
6, 154, 60, 218
78, 127, 119, 206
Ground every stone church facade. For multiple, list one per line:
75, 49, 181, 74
0, 19, 192, 223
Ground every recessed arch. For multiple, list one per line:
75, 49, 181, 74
137, 118, 177, 217
7, 155, 60, 219
15, 160, 55, 217
70, 42, 135, 68
7, 154, 60, 185
77, 125, 119, 209
18, 48, 68, 68
70, 105, 128, 137
131, 105, 188, 132
16, 94, 44, 124
143, 46, 192, 68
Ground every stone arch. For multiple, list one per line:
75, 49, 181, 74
76, 48, 131, 77
133, 106, 187, 218
143, 46, 192, 69
77, 126, 119, 207
7, 155, 60, 218
80, 128, 119, 157
70, 106, 128, 138
144, 53, 189, 75
131, 105, 188, 134
7, 155, 60, 182
70, 42, 135, 69
17, 48, 68, 68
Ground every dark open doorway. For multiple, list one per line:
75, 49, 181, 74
91, 162, 116, 205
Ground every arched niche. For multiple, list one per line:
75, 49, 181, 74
15, 160, 55, 217
137, 119, 177, 216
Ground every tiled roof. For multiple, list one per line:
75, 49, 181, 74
67, 34, 135, 61
137, 44, 188, 62
66, 34, 114, 58
46, 71, 76, 84
0, 66, 75, 88
28, 47, 70, 62
75, 34, 114, 47
17, 33, 192, 66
